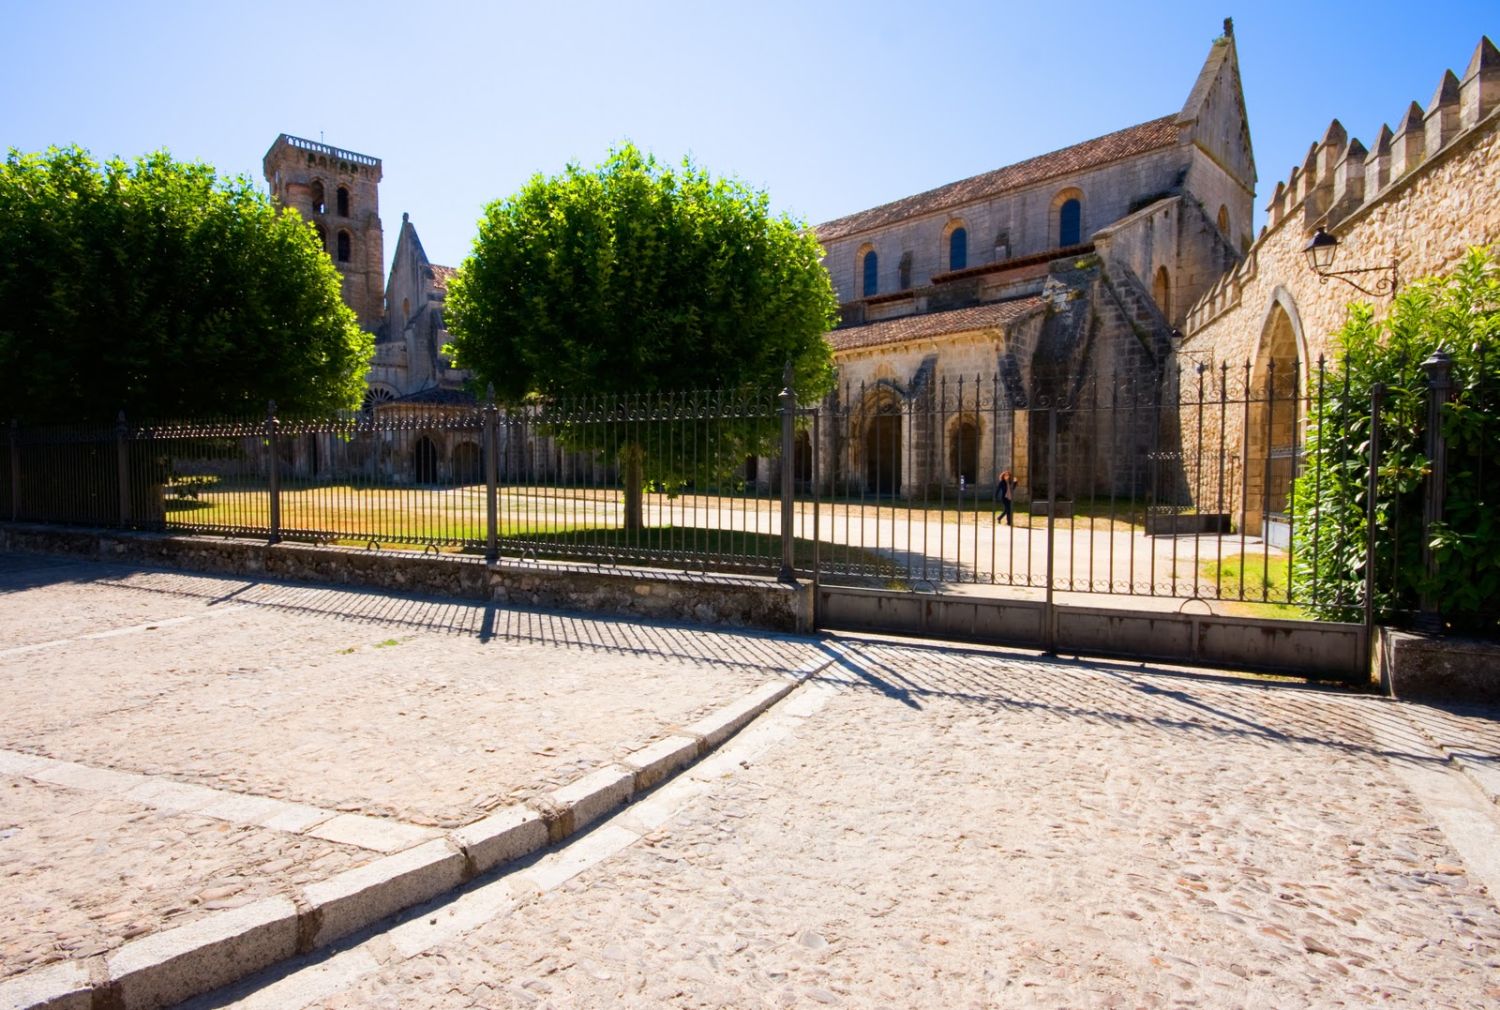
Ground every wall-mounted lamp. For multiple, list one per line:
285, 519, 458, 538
1303, 228, 1398, 298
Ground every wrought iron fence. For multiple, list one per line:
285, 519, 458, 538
3, 358, 1438, 622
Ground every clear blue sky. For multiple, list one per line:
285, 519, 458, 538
2, 1, 1493, 271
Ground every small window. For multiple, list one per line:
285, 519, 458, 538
1059, 199, 1082, 246
337, 186, 350, 217
310, 179, 326, 215
898, 251, 912, 290
862, 250, 878, 297
337, 231, 351, 263
949, 227, 967, 271
1217, 204, 1230, 237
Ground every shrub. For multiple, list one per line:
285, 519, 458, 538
1292, 247, 1499, 633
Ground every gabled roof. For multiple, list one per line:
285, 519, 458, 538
429, 264, 457, 293
815, 117, 1181, 243
829, 297, 1046, 353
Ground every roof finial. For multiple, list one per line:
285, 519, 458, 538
1223, 17, 1233, 38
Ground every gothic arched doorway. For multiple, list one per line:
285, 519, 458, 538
793, 430, 812, 487
452, 441, 482, 485
865, 413, 902, 495
413, 436, 439, 484
949, 417, 979, 487
1246, 297, 1303, 541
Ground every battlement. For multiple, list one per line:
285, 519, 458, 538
278, 134, 379, 168
1185, 36, 1499, 334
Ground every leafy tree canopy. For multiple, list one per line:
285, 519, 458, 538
1292, 246, 1499, 632
445, 145, 837, 406
0, 146, 371, 423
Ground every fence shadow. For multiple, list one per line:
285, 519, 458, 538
0, 551, 823, 675
810, 635, 1463, 768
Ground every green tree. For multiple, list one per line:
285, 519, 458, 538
445, 145, 837, 529
0, 146, 371, 423
1292, 247, 1500, 632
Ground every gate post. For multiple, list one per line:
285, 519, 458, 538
10, 419, 21, 522
484, 384, 499, 563
116, 410, 132, 527
1416, 351, 1452, 633
778, 361, 797, 584
1044, 407, 1058, 653
266, 401, 282, 545
811, 408, 822, 616
1363, 384, 1384, 672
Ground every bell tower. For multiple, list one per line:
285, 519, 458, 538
263, 134, 385, 331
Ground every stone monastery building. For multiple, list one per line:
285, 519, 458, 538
262, 23, 1499, 507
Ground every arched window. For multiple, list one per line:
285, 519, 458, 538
897, 251, 912, 290
1059, 199, 1082, 246
309, 180, 326, 215
861, 249, 878, 297
1217, 205, 1230, 237
948, 227, 967, 271
336, 231, 351, 263
402, 297, 410, 324
337, 186, 350, 217
1153, 266, 1171, 321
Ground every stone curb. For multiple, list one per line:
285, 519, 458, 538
0, 670, 821, 1010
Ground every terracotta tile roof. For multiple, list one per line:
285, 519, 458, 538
428, 264, 457, 293
816, 116, 1182, 242
829, 298, 1046, 353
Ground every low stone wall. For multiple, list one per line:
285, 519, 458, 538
1376, 627, 1500, 703
0, 525, 813, 635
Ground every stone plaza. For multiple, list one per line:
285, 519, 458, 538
1, 550, 1496, 1008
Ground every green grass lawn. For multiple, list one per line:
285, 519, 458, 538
164, 484, 897, 576
1200, 552, 1307, 618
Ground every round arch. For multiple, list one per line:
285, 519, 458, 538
856, 243, 878, 298
942, 218, 969, 272
945, 412, 981, 486
855, 385, 904, 495
1050, 187, 1085, 247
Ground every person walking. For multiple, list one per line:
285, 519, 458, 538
994, 470, 1015, 526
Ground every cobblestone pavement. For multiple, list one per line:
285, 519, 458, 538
203, 638, 1500, 1010
0, 553, 824, 982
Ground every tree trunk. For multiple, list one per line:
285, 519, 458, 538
621, 442, 644, 533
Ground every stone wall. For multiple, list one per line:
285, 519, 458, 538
820, 146, 1192, 305
0, 525, 813, 635
1176, 39, 1500, 526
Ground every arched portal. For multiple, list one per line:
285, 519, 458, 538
452, 441, 482, 485
864, 412, 902, 494
949, 417, 978, 486
793, 430, 812, 487
1153, 266, 1171, 323
1246, 295, 1304, 540
413, 436, 440, 484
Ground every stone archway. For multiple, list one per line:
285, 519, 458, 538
413, 436, 440, 484
452, 440, 482, 485
948, 416, 979, 486
865, 413, 901, 494
1245, 293, 1305, 540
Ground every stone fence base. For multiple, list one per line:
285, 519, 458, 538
0, 525, 813, 635
1376, 626, 1500, 704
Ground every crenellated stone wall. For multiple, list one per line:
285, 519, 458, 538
1175, 37, 1500, 530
